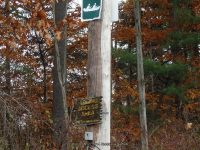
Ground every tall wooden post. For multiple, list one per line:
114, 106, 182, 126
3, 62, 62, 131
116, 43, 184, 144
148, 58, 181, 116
134, 0, 149, 150
87, 0, 112, 149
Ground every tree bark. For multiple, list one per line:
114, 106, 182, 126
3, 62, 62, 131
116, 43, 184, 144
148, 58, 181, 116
35, 31, 48, 103
4, 0, 11, 94
5, 58, 11, 94
4, 0, 10, 140
134, 0, 149, 150
52, 1, 68, 149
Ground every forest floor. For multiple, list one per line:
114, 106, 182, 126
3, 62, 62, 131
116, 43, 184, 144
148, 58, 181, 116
148, 118, 200, 150
70, 118, 200, 150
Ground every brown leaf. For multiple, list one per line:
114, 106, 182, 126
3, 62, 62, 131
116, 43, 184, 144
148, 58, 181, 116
55, 31, 62, 40
37, 10, 46, 20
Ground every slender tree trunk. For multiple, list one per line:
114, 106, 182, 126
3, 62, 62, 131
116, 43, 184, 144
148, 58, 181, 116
3, 98, 7, 137
35, 31, 48, 103
3, 0, 10, 141
4, 0, 11, 94
52, 1, 68, 149
149, 43, 154, 93
5, 58, 11, 94
4, 58, 10, 139
39, 49, 47, 103
134, 1, 149, 150
42, 61, 47, 102
127, 43, 133, 108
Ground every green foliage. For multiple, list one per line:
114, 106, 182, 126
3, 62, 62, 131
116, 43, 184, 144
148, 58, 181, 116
145, 60, 188, 102
144, 60, 187, 83
162, 63, 187, 82
143, 59, 158, 75
167, 31, 200, 48
162, 85, 187, 103
144, 60, 188, 103
172, 0, 193, 6
143, 60, 166, 76
166, 1, 200, 52
112, 49, 137, 65
174, 8, 200, 24
113, 49, 188, 106
113, 49, 188, 84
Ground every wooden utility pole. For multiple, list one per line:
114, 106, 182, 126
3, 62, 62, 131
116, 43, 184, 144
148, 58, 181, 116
87, 0, 112, 149
134, 0, 149, 150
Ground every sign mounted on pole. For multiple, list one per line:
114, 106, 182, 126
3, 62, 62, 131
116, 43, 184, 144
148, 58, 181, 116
81, 0, 102, 21
111, 0, 119, 22
75, 97, 102, 125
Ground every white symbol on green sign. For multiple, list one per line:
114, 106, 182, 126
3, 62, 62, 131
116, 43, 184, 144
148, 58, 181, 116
81, 0, 102, 21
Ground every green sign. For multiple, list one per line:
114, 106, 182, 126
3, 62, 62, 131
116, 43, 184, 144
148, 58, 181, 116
81, 0, 102, 21
75, 97, 102, 125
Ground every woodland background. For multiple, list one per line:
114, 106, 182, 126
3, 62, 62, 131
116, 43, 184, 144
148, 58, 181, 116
0, 0, 200, 149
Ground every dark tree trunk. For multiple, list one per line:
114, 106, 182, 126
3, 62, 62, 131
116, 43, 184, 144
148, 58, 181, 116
52, 1, 68, 149
35, 31, 48, 103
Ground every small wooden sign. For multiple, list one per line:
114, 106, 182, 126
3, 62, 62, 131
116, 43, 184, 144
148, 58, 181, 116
75, 97, 102, 125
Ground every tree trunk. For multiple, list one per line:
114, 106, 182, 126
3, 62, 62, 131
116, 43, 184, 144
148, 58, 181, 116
4, 0, 10, 141
4, 0, 11, 94
52, 1, 68, 149
5, 58, 11, 94
134, 1, 149, 150
35, 31, 48, 103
